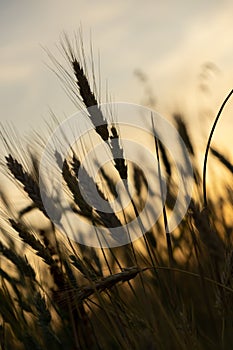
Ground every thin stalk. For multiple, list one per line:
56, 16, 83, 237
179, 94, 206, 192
203, 89, 233, 207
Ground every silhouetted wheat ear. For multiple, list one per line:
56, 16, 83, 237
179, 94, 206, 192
0, 240, 35, 280
133, 164, 147, 196
210, 147, 233, 174
62, 40, 130, 183
60, 152, 123, 233
72, 155, 106, 202
62, 157, 93, 218
9, 219, 54, 266
8, 219, 66, 290
59, 266, 143, 306
5, 155, 59, 221
100, 166, 118, 198
72, 155, 122, 229
174, 114, 195, 156
72, 60, 129, 181
110, 126, 128, 179
34, 291, 62, 349
72, 58, 109, 141
157, 140, 171, 178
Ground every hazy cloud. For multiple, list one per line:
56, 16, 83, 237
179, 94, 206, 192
0, 0, 232, 133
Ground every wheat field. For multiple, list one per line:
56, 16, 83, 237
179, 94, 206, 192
0, 36, 233, 350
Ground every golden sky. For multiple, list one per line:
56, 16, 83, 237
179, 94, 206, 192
0, 0, 232, 156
